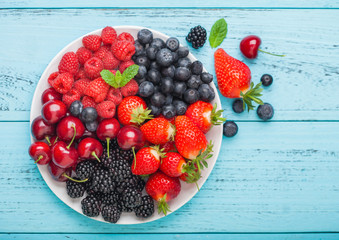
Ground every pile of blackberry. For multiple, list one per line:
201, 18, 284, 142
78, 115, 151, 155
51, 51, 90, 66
133, 29, 215, 119
65, 139, 154, 223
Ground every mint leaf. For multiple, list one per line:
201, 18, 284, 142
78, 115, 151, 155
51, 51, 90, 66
209, 18, 227, 48
115, 70, 123, 87
121, 65, 139, 87
100, 70, 119, 88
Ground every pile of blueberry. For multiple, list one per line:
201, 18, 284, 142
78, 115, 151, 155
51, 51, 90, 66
132, 29, 215, 119
69, 101, 99, 132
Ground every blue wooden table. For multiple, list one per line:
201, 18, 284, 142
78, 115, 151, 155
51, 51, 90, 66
1, 1, 339, 239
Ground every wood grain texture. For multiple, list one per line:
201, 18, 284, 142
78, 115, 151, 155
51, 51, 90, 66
1, 121, 339, 233
0, 9, 338, 121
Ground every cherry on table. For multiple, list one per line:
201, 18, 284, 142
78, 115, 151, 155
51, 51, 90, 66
41, 87, 62, 105
117, 125, 146, 150
77, 137, 103, 162
96, 118, 120, 156
28, 142, 52, 165
56, 116, 85, 142
31, 115, 56, 143
41, 100, 67, 124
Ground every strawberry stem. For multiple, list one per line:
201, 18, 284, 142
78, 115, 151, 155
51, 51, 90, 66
66, 125, 76, 149
91, 152, 101, 162
62, 173, 88, 183
240, 82, 264, 112
157, 194, 171, 215
211, 103, 226, 126
34, 155, 43, 164
258, 48, 285, 57
106, 138, 110, 158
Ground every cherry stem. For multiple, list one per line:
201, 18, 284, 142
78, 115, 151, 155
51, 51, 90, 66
91, 152, 101, 162
195, 182, 200, 192
132, 147, 136, 169
258, 48, 285, 57
106, 138, 110, 158
34, 155, 43, 164
52, 136, 58, 145
62, 173, 88, 183
67, 125, 76, 149
45, 136, 51, 145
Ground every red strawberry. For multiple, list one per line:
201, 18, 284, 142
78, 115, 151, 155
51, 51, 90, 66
111, 40, 135, 61
84, 57, 104, 79
117, 32, 135, 44
214, 48, 263, 111
82, 35, 102, 52
106, 87, 123, 106
117, 96, 152, 125
160, 141, 176, 152
47, 72, 59, 86
145, 171, 181, 215
76, 47, 92, 65
185, 101, 225, 134
131, 146, 164, 175
84, 77, 110, 103
58, 52, 79, 75
96, 100, 116, 119
74, 67, 86, 80
160, 152, 186, 178
74, 78, 91, 96
102, 51, 120, 69
179, 162, 199, 183
119, 60, 134, 73
101, 26, 117, 45
51, 72, 74, 94
120, 79, 139, 97
140, 118, 175, 145
62, 88, 81, 107
81, 96, 96, 108
158, 114, 175, 125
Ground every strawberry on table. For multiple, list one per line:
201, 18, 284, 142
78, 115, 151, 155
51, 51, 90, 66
131, 146, 165, 175
214, 48, 263, 111
140, 118, 175, 145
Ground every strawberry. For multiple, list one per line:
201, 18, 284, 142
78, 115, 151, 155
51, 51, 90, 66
117, 96, 152, 125
160, 152, 186, 177
131, 146, 165, 175
51, 72, 74, 94
140, 118, 175, 145
74, 78, 91, 96
160, 141, 176, 152
214, 48, 263, 111
120, 79, 139, 97
84, 77, 110, 103
106, 87, 123, 106
58, 52, 79, 75
76, 47, 92, 65
185, 101, 225, 134
158, 114, 175, 125
84, 57, 104, 79
82, 35, 102, 52
145, 171, 181, 215
81, 96, 96, 108
96, 100, 116, 119
101, 26, 117, 45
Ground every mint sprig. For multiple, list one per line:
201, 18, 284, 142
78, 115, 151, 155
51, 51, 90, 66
100, 64, 139, 88
209, 18, 227, 48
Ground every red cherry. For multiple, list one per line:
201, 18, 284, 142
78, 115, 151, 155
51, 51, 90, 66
48, 161, 72, 182
77, 137, 103, 162
56, 116, 85, 142
31, 116, 56, 142
41, 87, 62, 105
117, 125, 146, 150
28, 142, 52, 165
52, 141, 78, 168
41, 100, 67, 124
96, 118, 120, 156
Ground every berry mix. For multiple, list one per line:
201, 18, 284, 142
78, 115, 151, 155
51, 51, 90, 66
29, 26, 223, 223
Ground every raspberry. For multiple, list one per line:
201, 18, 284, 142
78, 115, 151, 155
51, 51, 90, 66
111, 40, 135, 61
81, 96, 96, 108
62, 88, 81, 107
102, 51, 120, 69
101, 26, 117, 45
52, 72, 74, 94
74, 78, 91, 96
96, 101, 116, 118
117, 32, 135, 44
84, 57, 104, 79
76, 47, 92, 65
47, 72, 59, 86
119, 60, 134, 73
74, 67, 86, 80
58, 52, 79, 75
82, 35, 102, 52
84, 77, 110, 103
93, 46, 109, 60
106, 87, 123, 106
120, 79, 139, 97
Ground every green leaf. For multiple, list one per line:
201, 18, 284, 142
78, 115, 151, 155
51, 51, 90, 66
121, 64, 140, 87
209, 18, 227, 48
114, 70, 123, 87
100, 70, 118, 88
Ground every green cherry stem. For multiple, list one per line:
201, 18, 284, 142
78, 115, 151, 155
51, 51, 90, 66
132, 147, 136, 169
62, 173, 88, 183
45, 136, 51, 145
91, 152, 101, 162
34, 155, 43, 164
66, 125, 76, 149
106, 138, 110, 158
258, 48, 285, 57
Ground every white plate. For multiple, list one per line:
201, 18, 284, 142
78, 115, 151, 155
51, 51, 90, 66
30, 26, 223, 224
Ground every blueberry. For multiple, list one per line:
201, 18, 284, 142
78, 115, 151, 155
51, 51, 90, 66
156, 48, 174, 67
177, 58, 192, 68
232, 99, 244, 113
177, 46, 189, 58
257, 103, 274, 121
146, 46, 159, 60
184, 89, 200, 104
173, 100, 187, 115
166, 37, 180, 52
85, 121, 98, 132
69, 100, 83, 117
161, 77, 174, 94
147, 69, 161, 85
207, 87, 215, 102
135, 56, 150, 69
161, 65, 175, 78
138, 81, 154, 98
135, 65, 147, 79
191, 61, 203, 75
151, 92, 166, 107
150, 38, 166, 49
135, 77, 147, 85
134, 40, 146, 57
154, 85, 161, 93
149, 61, 161, 71
172, 51, 179, 63
162, 105, 176, 119
200, 72, 213, 83
165, 94, 173, 105
174, 67, 191, 81
149, 105, 161, 116
261, 74, 273, 87
137, 29, 153, 45
198, 84, 213, 102
80, 107, 98, 123
187, 75, 202, 89
223, 121, 238, 137
173, 81, 187, 98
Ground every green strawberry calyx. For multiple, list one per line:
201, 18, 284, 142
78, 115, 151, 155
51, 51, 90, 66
130, 106, 153, 125
100, 64, 139, 88
210, 103, 226, 125
157, 193, 171, 215
240, 82, 264, 112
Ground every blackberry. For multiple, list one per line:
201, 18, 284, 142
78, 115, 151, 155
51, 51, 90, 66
135, 176, 146, 192
101, 152, 114, 169
107, 159, 132, 182
134, 195, 155, 218
116, 175, 139, 193
121, 204, 134, 213
102, 191, 121, 206
66, 180, 86, 198
186, 25, 207, 49
91, 169, 115, 193
122, 188, 142, 208
76, 160, 98, 180
81, 195, 101, 217
101, 205, 121, 223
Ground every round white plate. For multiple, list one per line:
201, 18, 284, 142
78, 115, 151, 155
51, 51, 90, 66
30, 26, 223, 224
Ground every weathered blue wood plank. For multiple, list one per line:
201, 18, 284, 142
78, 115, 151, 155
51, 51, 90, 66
0, 9, 338, 121
1, 121, 339, 232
